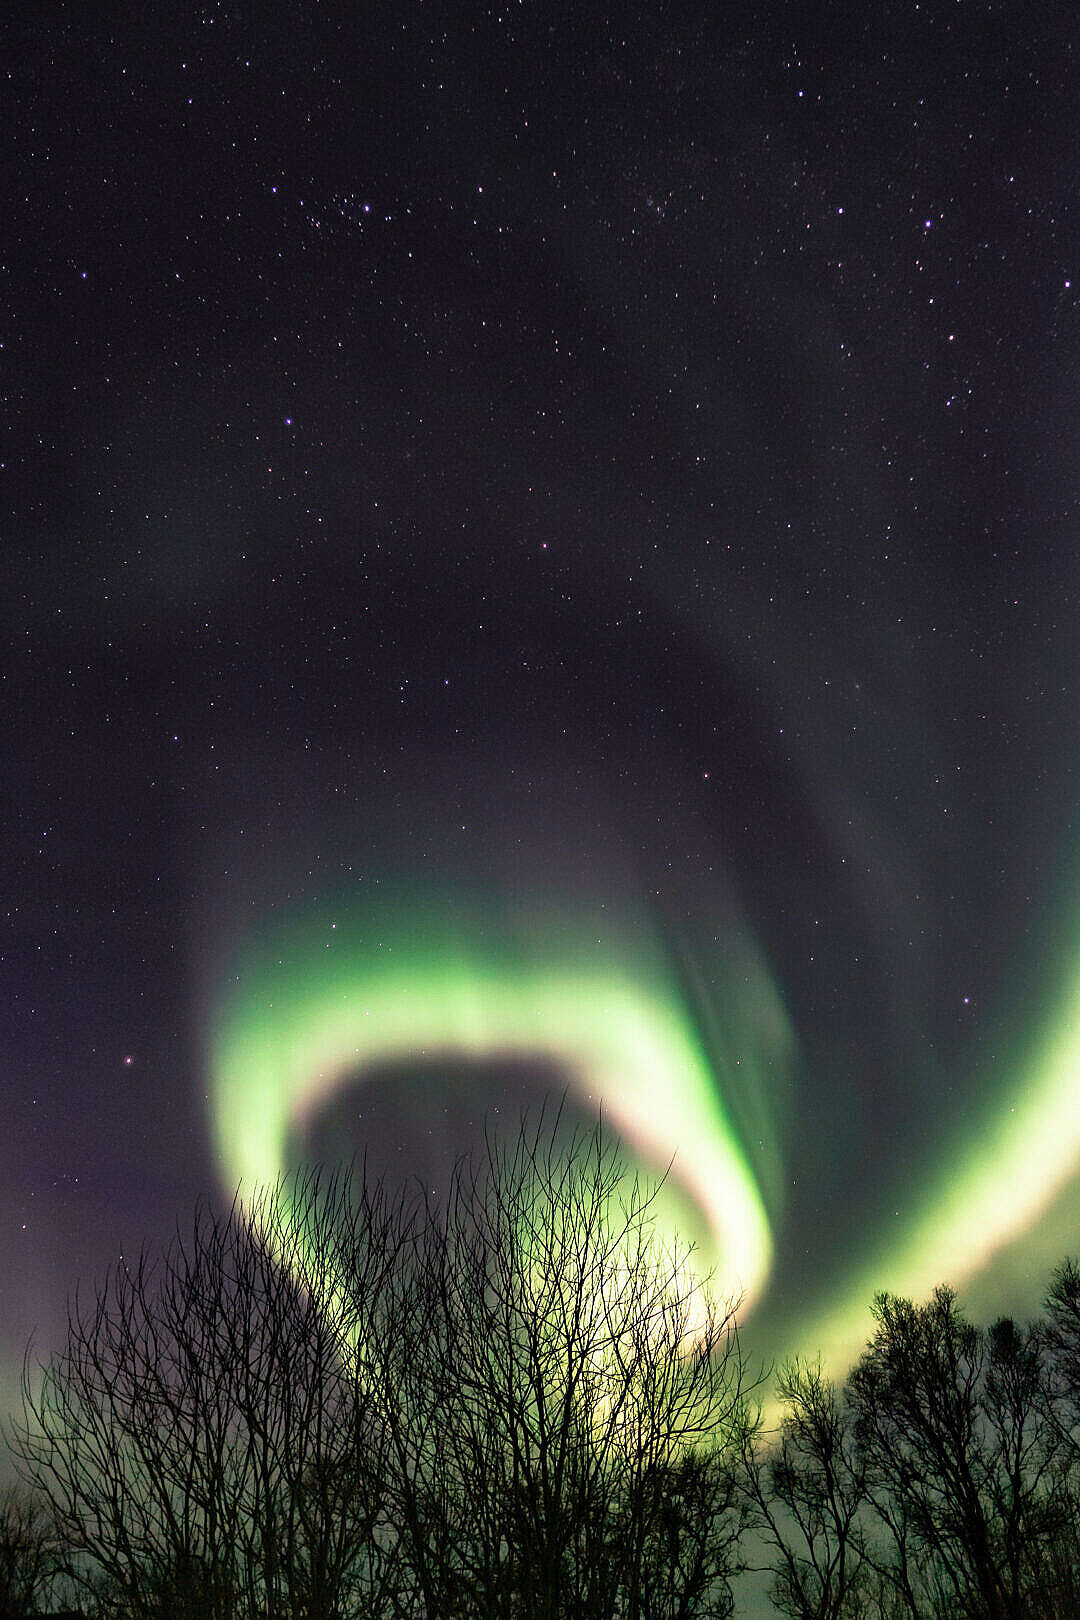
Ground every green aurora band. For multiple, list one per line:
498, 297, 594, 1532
789, 919, 1080, 1372
210, 899, 779, 1312
210, 895, 1080, 1375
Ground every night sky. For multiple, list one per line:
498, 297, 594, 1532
3, 2, 1079, 1449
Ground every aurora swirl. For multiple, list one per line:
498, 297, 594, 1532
210, 894, 784, 1313
209, 882, 1080, 1378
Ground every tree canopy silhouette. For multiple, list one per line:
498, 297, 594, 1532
12, 1113, 757, 1620
746, 1279, 1080, 1619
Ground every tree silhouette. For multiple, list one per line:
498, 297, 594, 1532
742, 1359, 870, 1619
305, 1117, 758, 1619
12, 1178, 398, 1619
0, 1489, 61, 1619
11, 1112, 757, 1619
748, 1287, 1080, 1619
845, 1289, 1062, 1619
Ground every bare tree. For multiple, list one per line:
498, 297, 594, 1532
11, 1178, 399, 1620
1028, 1259, 1080, 1615
742, 1360, 871, 1620
846, 1288, 1063, 1620
0, 1488, 62, 1619
747, 1285, 1080, 1620
10, 1112, 757, 1620
342, 1115, 759, 1620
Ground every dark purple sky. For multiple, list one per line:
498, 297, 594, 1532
3, 2, 1078, 1449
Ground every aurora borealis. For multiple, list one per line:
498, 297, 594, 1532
206, 861, 1080, 1379
4, 1, 1080, 1481
211, 894, 779, 1312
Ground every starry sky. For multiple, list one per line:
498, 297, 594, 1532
3, 2, 1079, 1448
